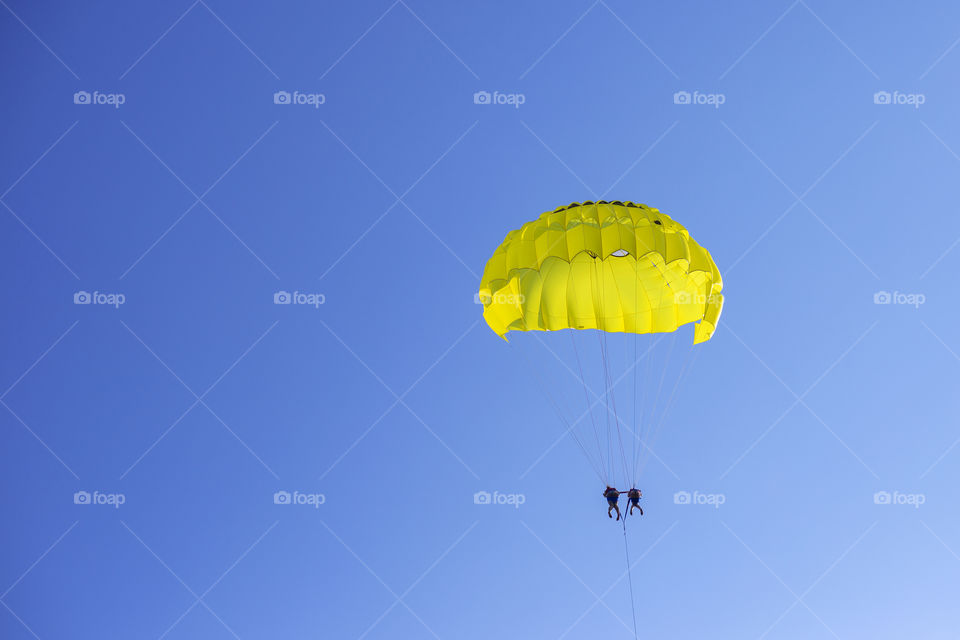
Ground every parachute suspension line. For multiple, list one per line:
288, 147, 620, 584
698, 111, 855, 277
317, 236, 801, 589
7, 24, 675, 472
592, 256, 628, 487
659, 345, 699, 429
634, 330, 677, 480
633, 245, 695, 477
568, 255, 609, 484
598, 264, 612, 483
598, 325, 630, 490
571, 332, 607, 484
631, 331, 638, 488
633, 334, 658, 481
639, 344, 701, 475
601, 261, 631, 489
603, 252, 634, 486
631, 333, 663, 486
511, 340, 606, 482
630, 255, 659, 488
632, 258, 640, 490
633, 339, 654, 481
590, 257, 615, 483
622, 509, 639, 640
628, 339, 653, 484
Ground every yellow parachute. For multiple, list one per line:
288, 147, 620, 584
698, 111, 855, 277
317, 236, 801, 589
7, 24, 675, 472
478, 201, 723, 343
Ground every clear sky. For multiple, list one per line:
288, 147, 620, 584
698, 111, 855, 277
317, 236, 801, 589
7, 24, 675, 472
2, 2, 959, 638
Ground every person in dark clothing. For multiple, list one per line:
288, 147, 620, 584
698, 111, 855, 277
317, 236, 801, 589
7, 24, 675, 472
627, 488, 643, 516
604, 486, 622, 521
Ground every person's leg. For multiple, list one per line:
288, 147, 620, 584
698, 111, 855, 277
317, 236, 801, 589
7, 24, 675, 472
608, 504, 613, 518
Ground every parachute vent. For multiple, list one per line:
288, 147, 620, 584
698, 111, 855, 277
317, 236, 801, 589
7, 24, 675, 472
552, 200, 651, 213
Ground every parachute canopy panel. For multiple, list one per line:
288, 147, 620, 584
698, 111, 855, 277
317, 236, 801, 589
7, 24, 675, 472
478, 201, 723, 343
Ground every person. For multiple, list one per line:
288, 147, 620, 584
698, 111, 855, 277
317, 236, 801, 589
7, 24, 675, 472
603, 486, 622, 521
627, 488, 643, 516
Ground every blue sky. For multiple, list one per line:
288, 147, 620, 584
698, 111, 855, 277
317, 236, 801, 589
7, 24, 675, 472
2, 1, 959, 638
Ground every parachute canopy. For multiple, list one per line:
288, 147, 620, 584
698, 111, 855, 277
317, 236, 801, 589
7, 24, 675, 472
478, 201, 723, 343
